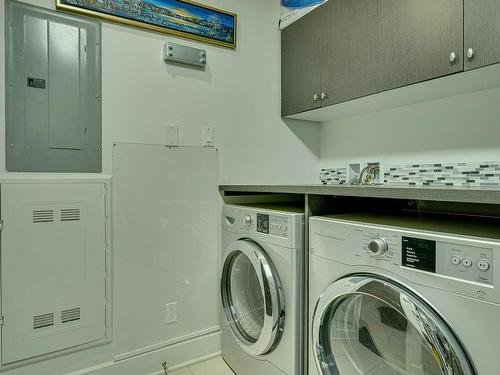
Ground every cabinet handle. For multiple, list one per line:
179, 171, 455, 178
321, 92, 328, 100
467, 48, 475, 60
449, 52, 457, 63
313, 93, 319, 102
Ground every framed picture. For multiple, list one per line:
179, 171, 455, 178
56, 0, 237, 49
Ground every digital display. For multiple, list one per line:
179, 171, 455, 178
402, 237, 436, 273
257, 214, 269, 234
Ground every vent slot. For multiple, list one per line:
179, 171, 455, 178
61, 208, 80, 222
61, 307, 81, 323
33, 209, 54, 223
33, 313, 54, 329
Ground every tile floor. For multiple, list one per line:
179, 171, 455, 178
170, 356, 235, 375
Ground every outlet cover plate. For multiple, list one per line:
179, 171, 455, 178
165, 302, 177, 324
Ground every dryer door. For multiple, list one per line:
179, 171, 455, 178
312, 275, 475, 375
221, 240, 285, 357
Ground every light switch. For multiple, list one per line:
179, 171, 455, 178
202, 127, 214, 147
165, 124, 179, 146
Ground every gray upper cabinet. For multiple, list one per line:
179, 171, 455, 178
464, 0, 500, 70
281, 8, 322, 116
377, 0, 464, 92
319, 0, 378, 106
6, 1, 102, 172
281, 0, 500, 118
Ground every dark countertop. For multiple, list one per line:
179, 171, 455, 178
219, 184, 500, 205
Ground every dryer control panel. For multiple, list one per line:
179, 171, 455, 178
223, 205, 304, 249
256, 213, 289, 238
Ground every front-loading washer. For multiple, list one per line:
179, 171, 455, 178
221, 204, 304, 375
309, 212, 500, 375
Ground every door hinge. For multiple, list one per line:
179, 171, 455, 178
0, 317, 5, 328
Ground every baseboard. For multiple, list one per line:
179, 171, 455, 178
67, 330, 221, 375
146, 352, 222, 375
114, 326, 220, 362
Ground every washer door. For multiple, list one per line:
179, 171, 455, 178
221, 240, 285, 357
312, 275, 475, 375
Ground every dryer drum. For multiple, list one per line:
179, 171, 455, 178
312, 275, 475, 375
221, 240, 285, 357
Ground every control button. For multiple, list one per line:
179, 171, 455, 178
282, 224, 287, 230
477, 259, 490, 272
450, 256, 461, 265
462, 258, 473, 268
243, 215, 252, 227
368, 238, 388, 256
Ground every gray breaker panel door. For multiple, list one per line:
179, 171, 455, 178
5, 0, 102, 172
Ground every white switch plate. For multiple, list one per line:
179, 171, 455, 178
165, 302, 177, 324
202, 127, 214, 147
165, 124, 179, 146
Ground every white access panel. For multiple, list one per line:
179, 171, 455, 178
1, 183, 107, 364
112, 143, 219, 360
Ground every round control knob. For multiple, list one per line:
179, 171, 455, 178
449, 52, 457, 63
477, 259, 490, 272
368, 238, 388, 256
243, 215, 252, 227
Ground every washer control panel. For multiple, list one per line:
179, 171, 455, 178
361, 232, 494, 285
362, 233, 399, 263
438, 242, 493, 285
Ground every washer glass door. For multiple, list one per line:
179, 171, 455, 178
312, 275, 475, 375
221, 240, 285, 357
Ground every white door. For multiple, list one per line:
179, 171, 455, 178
221, 240, 285, 357
312, 275, 475, 375
1, 183, 107, 364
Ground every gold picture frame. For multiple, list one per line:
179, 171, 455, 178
56, 0, 237, 49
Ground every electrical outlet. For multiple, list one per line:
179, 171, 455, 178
165, 124, 179, 146
165, 302, 177, 324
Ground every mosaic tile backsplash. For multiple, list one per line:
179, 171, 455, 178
321, 162, 500, 187
320, 168, 347, 185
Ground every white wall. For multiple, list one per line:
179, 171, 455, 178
320, 87, 500, 169
0, 0, 320, 184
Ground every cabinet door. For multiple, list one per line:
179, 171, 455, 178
320, 0, 378, 106
378, 0, 463, 92
281, 10, 322, 116
465, 0, 500, 70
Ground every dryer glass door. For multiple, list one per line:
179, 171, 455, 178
221, 240, 285, 357
312, 275, 475, 375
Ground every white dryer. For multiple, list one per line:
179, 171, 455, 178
221, 204, 304, 375
309, 212, 500, 375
